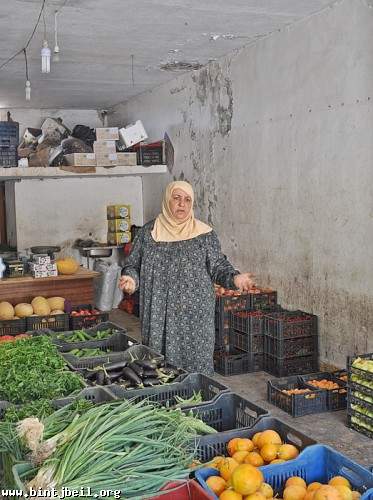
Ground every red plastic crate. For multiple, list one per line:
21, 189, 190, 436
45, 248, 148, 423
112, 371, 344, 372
149, 480, 212, 499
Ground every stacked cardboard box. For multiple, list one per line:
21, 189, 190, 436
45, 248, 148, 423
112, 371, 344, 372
95, 128, 137, 166
107, 204, 132, 245
29, 255, 58, 278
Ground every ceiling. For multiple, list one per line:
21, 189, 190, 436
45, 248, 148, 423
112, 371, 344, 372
0, 0, 335, 110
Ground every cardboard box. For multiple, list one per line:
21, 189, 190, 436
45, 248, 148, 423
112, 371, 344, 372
96, 127, 119, 141
32, 255, 51, 265
96, 153, 118, 167
108, 219, 131, 233
119, 120, 148, 148
107, 231, 131, 245
93, 141, 116, 154
116, 152, 137, 166
134, 140, 165, 166
107, 204, 131, 219
64, 153, 96, 167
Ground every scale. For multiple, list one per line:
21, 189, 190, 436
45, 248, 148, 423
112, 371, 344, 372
80, 245, 119, 269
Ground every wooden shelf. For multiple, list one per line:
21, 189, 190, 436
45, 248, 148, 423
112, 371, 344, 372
0, 165, 168, 180
0, 267, 100, 284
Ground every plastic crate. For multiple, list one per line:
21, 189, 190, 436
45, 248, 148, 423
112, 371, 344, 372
249, 289, 278, 310
265, 353, 319, 377
214, 347, 263, 376
215, 293, 251, 347
229, 329, 264, 354
69, 304, 110, 329
106, 373, 229, 407
332, 369, 348, 383
26, 313, 69, 332
348, 353, 373, 383
349, 380, 373, 399
264, 335, 318, 358
347, 412, 373, 440
196, 444, 373, 500
230, 310, 265, 335
63, 343, 163, 369
53, 321, 134, 348
193, 415, 316, 465
301, 372, 347, 411
0, 146, 17, 167
267, 376, 328, 417
60, 332, 143, 367
264, 310, 318, 340
187, 392, 268, 433
0, 121, 19, 147
0, 318, 26, 336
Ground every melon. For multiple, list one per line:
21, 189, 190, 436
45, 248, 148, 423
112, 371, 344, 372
47, 297, 65, 311
14, 303, 34, 318
32, 297, 51, 316
31, 296, 46, 306
51, 309, 64, 315
56, 258, 79, 275
0, 302, 15, 320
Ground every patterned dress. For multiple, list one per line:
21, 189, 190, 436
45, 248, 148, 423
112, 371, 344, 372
122, 220, 238, 375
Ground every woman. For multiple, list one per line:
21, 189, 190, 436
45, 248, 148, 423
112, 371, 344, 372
119, 181, 254, 375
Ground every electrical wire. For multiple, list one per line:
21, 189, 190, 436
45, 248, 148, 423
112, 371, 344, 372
0, 0, 46, 71
23, 49, 29, 81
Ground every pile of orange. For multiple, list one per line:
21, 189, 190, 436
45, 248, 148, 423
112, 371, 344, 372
279, 475, 360, 500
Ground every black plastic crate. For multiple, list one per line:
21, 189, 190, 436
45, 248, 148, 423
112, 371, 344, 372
63, 343, 163, 369
264, 310, 318, 340
348, 353, 373, 383
215, 293, 251, 341
332, 369, 348, 384
267, 376, 328, 417
53, 321, 133, 348
349, 380, 373, 399
0, 318, 26, 336
0, 146, 17, 167
69, 304, 110, 330
193, 415, 316, 463
347, 413, 373, 439
301, 372, 347, 411
214, 347, 263, 376
230, 310, 265, 335
229, 329, 264, 354
187, 392, 268, 433
264, 353, 318, 378
106, 373, 229, 407
0, 121, 19, 147
249, 290, 278, 310
264, 335, 318, 358
26, 313, 69, 332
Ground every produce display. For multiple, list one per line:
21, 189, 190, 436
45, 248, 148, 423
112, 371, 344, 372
352, 357, 373, 374
83, 357, 183, 387
56, 327, 116, 342
0, 296, 66, 321
67, 347, 112, 357
281, 388, 312, 396
348, 355, 373, 437
205, 430, 300, 475
306, 379, 347, 393
56, 257, 79, 275
0, 336, 84, 403
4, 399, 216, 499
70, 307, 102, 317
0, 334, 30, 342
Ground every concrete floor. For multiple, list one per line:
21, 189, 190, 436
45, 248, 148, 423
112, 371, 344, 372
109, 309, 373, 466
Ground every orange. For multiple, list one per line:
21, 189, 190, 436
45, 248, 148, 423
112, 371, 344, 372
231, 463, 264, 496
259, 483, 274, 498
351, 492, 360, 500
220, 491, 243, 500
244, 451, 265, 467
210, 456, 225, 470
270, 459, 286, 464
304, 492, 316, 500
329, 478, 351, 490
314, 486, 343, 500
334, 486, 353, 500
233, 451, 250, 464
220, 457, 240, 481
244, 494, 267, 500
252, 432, 262, 448
277, 444, 299, 461
283, 485, 307, 500
286, 478, 307, 490
308, 483, 323, 492
206, 476, 227, 496
236, 438, 255, 452
227, 438, 242, 457
257, 430, 282, 449
260, 443, 280, 463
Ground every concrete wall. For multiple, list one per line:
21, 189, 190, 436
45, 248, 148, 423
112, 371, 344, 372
109, 0, 373, 366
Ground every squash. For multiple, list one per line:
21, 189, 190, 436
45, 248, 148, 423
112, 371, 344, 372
31, 296, 46, 307
47, 297, 65, 311
56, 257, 79, 275
0, 302, 15, 320
14, 303, 34, 318
32, 297, 51, 316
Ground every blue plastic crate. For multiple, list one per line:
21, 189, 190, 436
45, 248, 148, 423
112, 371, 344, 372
196, 445, 373, 500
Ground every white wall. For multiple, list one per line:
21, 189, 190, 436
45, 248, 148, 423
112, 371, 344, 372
109, 0, 373, 366
14, 177, 143, 254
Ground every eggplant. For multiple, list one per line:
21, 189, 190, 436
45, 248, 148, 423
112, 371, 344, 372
129, 362, 144, 378
95, 370, 105, 385
143, 369, 158, 378
135, 359, 158, 370
104, 360, 128, 371
85, 369, 99, 381
143, 378, 162, 387
106, 370, 123, 382
121, 367, 142, 385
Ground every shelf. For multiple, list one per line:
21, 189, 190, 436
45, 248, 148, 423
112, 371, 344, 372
0, 165, 168, 180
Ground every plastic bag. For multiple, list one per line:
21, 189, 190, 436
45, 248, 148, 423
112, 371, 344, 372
93, 260, 122, 311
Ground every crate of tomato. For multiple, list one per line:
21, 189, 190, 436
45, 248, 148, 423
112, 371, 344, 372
69, 304, 109, 329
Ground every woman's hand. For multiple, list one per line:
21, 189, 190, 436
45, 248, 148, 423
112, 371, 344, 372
234, 273, 256, 292
119, 275, 136, 295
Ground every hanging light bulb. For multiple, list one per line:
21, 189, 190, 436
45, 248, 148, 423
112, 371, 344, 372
41, 40, 51, 73
53, 11, 60, 62
25, 80, 31, 101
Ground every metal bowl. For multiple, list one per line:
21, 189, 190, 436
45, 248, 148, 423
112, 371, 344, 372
31, 246, 61, 255
85, 247, 113, 258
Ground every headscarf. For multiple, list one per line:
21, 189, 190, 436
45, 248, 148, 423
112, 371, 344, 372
151, 181, 213, 242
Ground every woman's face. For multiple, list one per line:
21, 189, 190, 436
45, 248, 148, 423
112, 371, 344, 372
169, 188, 193, 220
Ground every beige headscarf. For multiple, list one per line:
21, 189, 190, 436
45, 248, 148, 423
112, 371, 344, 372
151, 181, 212, 242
